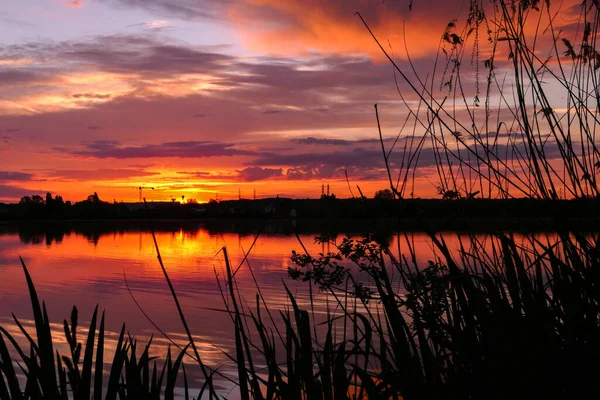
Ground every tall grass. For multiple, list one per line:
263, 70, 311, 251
222, 231, 600, 399
0, 258, 194, 400
366, 0, 600, 200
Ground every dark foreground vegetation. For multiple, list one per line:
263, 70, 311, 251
2, 0, 600, 398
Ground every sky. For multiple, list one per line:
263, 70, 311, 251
0, 0, 590, 203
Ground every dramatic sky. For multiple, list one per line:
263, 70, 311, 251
0, 0, 587, 202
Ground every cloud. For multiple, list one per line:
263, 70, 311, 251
91, 0, 419, 57
237, 167, 283, 181
99, 0, 584, 66
0, 34, 408, 145
72, 93, 112, 99
144, 20, 171, 30
291, 137, 354, 146
0, 70, 47, 87
99, 0, 229, 20
88, 126, 102, 130
0, 184, 35, 201
67, 1, 83, 7
58, 36, 231, 78
126, 20, 171, 30
99, 0, 488, 59
0, 171, 34, 181
72, 140, 256, 159
48, 168, 159, 181
291, 136, 409, 147
177, 171, 211, 177
263, 110, 283, 115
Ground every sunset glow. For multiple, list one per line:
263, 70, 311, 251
0, 0, 591, 203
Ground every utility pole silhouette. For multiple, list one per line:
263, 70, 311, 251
253, 189, 256, 200
138, 186, 154, 202
238, 188, 241, 200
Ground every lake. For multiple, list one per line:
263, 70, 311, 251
0, 220, 558, 398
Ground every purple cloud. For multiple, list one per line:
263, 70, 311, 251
0, 171, 34, 181
73, 140, 256, 159
237, 167, 283, 181
48, 168, 159, 181
73, 93, 112, 99
0, 184, 35, 201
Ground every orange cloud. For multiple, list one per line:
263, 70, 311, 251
67, 1, 83, 7
227, 0, 446, 60
227, 0, 587, 61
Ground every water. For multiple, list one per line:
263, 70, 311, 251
0, 220, 542, 397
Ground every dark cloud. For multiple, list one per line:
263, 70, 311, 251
0, 70, 46, 86
88, 126, 102, 130
237, 167, 283, 182
72, 93, 112, 99
73, 140, 256, 159
174, 171, 231, 180
49, 168, 159, 181
0, 184, 34, 201
292, 137, 354, 146
245, 136, 568, 183
0, 171, 34, 181
290, 136, 399, 146
58, 36, 232, 79
245, 147, 392, 181
4, 128, 21, 133
286, 167, 340, 180
263, 110, 283, 115
251, 148, 384, 169
177, 171, 211, 176
192, 113, 207, 118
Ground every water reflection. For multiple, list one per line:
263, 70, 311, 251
0, 222, 571, 397
2, 219, 399, 247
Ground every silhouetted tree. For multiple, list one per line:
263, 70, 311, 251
374, 189, 394, 199
87, 192, 100, 203
28, 195, 43, 204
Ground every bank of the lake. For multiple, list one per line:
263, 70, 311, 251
1, 197, 600, 232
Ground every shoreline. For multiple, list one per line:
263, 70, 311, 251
1, 214, 599, 234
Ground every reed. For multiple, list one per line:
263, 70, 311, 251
362, 0, 600, 200
0, 258, 194, 400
